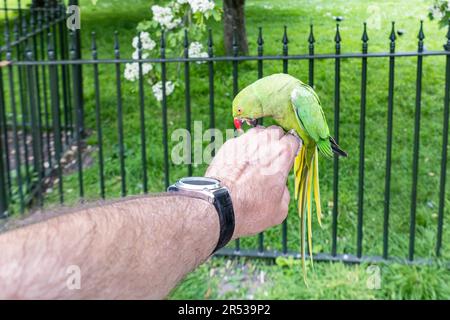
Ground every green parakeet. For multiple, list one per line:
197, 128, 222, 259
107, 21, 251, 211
232, 73, 347, 277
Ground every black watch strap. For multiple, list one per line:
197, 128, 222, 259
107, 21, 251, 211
211, 188, 235, 253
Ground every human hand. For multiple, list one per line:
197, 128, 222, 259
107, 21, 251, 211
205, 126, 301, 239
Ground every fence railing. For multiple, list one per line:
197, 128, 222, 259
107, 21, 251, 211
0, 1, 449, 266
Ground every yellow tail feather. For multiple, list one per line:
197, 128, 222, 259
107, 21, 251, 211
294, 145, 322, 280
313, 148, 323, 227
306, 165, 313, 266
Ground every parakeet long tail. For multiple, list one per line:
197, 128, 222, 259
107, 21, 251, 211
294, 146, 322, 281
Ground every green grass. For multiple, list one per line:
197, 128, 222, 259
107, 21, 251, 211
2, 0, 450, 299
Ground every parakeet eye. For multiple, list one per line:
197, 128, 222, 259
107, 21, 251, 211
237, 108, 242, 114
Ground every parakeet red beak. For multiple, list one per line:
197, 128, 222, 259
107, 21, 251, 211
234, 117, 243, 130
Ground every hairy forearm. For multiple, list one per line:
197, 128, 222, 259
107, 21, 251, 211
0, 194, 218, 299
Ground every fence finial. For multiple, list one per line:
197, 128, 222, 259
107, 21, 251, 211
114, 30, 120, 50
232, 27, 237, 47
137, 31, 142, 52
91, 31, 97, 52
207, 28, 213, 48
69, 30, 76, 52
257, 27, 264, 46
183, 28, 189, 49
160, 30, 166, 49
21, 9, 28, 35
418, 20, 425, 40
232, 27, 238, 55
389, 21, 396, 42
335, 23, 342, 43
362, 22, 369, 42
308, 24, 315, 45
418, 20, 425, 52
445, 19, 450, 51
47, 32, 55, 57
282, 25, 288, 45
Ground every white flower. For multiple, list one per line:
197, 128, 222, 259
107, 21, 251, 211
132, 32, 156, 51
124, 62, 153, 82
132, 50, 149, 60
151, 5, 181, 30
188, 41, 208, 64
188, 0, 215, 13
430, 5, 444, 20
177, 0, 189, 3
151, 81, 175, 101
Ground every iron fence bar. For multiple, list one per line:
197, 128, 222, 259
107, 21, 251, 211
113, 31, 126, 197
18, 0, 23, 36
91, 32, 105, 199
357, 23, 368, 258
0, 60, 7, 217
232, 28, 240, 252
308, 24, 315, 87
137, 32, 148, 193
30, 11, 45, 177
160, 31, 169, 189
332, 23, 341, 256
57, 5, 70, 147
282, 25, 288, 255
436, 20, 450, 256
61, 8, 73, 145
383, 22, 397, 259
38, 9, 52, 172
409, 21, 425, 261
25, 39, 43, 207
184, 30, 192, 176
70, 31, 84, 199
68, 0, 84, 136
208, 29, 215, 159
48, 32, 63, 204
0, 52, 11, 198
14, 19, 31, 188
6, 39, 25, 213
257, 26, 264, 254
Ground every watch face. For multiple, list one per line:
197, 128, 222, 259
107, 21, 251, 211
176, 177, 220, 191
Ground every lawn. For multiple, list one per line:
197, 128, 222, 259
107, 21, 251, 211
2, 0, 450, 299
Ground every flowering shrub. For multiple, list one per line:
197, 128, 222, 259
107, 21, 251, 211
428, 0, 450, 27
124, 0, 222, 101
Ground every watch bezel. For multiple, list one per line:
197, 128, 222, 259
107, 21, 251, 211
175, 177, 221, 192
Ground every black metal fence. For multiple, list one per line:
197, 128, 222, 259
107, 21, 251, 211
0, 1, 448, 266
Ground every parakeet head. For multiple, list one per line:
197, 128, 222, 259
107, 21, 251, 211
232, 85, 264, 129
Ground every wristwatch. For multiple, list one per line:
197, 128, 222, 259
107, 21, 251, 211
167, 177, 235, 254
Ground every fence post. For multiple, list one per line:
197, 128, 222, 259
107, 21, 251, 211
436, 19, 450, 256
0, 73, 7, 217
68, 0, 84, 136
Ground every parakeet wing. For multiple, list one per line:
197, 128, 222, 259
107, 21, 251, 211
290, 84, 330, 142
